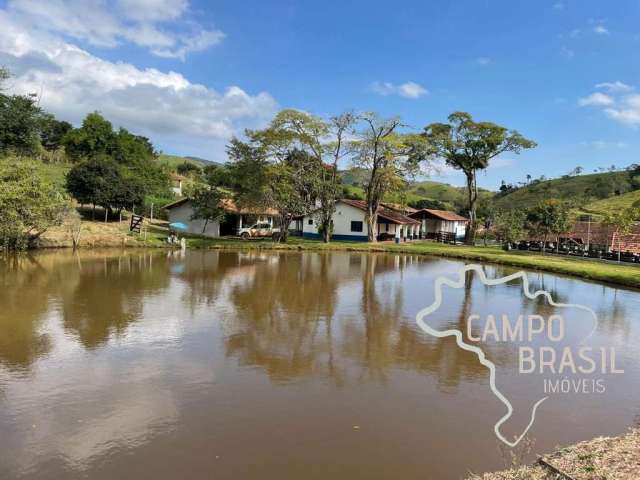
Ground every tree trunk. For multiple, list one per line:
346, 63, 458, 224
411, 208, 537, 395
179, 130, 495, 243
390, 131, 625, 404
321, 221, 331, 243
464, 172, 478, 245
365, 208, 377, 242
542, 233, 547, 256
202, 218, 209, 234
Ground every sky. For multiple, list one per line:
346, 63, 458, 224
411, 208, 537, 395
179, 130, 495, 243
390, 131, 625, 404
1, 0, 639, 189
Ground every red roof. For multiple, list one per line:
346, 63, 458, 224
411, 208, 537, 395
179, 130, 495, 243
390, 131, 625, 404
163, 197, 277, 215
410, 209, 469, 222
340, 199, 420, 225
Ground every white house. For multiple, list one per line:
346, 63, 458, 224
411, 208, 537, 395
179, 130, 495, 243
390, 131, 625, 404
408, 208, 468, 241
163, 198, 277, 238
170, 174, 185, 196
302, 199, 421, 242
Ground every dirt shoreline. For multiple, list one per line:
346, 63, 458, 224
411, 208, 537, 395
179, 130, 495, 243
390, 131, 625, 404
467, 429, 639, 480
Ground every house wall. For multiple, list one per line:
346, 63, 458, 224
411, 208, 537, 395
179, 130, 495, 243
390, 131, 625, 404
167, 202, 220, 238
303, 202, 369, 241
420, 217, 466, 239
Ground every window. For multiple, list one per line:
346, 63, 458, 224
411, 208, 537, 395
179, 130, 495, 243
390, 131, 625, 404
351, 221, 363, 232
308, 218, 313, 225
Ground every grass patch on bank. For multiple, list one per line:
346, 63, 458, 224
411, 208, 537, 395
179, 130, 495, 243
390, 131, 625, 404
183, 236, 640, 289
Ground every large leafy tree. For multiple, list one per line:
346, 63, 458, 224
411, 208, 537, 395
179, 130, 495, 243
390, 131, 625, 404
0, 92, 42, 156
0, 159, 69, 249
66, 156, 144, 217
63, 112, 170, 199
62, 112, 115, 161
422, 112, 536, 244
525, 199, 571, 255
39, 113, 72, 151
351, 113, 428, 242
246, 109, 355, 242
314, 112, 356, 242
235, 110, 331, 242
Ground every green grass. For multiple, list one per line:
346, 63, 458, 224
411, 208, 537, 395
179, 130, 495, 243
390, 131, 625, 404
171, 236, 640, 289
577, 189, 640, 219
39, 162, 72, 188
493, 171, 632, 211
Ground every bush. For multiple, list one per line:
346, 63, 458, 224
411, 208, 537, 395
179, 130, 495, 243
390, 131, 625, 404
0, 158, 69, 249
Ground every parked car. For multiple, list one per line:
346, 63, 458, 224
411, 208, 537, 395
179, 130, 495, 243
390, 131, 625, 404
238, 222, 281, 240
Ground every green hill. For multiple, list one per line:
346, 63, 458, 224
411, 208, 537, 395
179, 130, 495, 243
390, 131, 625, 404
493, 171, 634, 211
576, 189, 640, 219
158, 154, 220, 170
339, 168, 493, 211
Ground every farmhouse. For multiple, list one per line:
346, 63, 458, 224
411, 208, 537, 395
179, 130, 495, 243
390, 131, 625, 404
409, 209, 469, 242
170, 173, 186, 197
163, 198, 277, 238
302, 199, 421, 241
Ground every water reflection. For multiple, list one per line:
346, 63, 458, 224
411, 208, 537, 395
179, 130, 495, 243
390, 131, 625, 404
0, 249, 638, 480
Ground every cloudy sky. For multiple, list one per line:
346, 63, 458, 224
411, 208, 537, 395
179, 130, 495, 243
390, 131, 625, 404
1, 0, 639, 188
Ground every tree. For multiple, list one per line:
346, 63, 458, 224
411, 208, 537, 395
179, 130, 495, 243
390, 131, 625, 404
66, 156, 120, 216
0, 92, 42, 155
351, 113, 427, 242
314, 112, 356, 242
176, 161, 202, 176
62, 112, 115, 161
409, 198, 448, 210
39, 113, 72, 151
494, 209, 526, 248
190, 185, 226, 234
602, 208, 639, 262
422, 112, 536, 244
525, 200, 571, 255
0, 159, 69, 249
239, 110, 332, 242
65, 156, 143, 217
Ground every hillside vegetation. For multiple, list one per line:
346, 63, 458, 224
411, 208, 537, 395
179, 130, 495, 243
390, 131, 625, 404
578, 189, 640, 218
340, 170, 492, 212
493, 171, 635, 211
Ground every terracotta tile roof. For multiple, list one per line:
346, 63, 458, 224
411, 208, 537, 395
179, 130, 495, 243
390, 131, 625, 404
163, 197, 278, 216
340, 199, 420, 225
380, 202, 419, 214
409, 209, 469, 222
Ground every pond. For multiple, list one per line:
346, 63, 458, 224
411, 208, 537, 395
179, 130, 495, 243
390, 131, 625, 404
0, 249, 638, 479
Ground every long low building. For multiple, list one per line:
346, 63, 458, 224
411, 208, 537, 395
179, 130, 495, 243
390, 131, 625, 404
163, 198, 277, 237
301, 199, 422, 241
409, 208, 469, 242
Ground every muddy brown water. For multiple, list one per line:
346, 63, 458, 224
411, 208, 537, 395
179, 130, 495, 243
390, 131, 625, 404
0, 249, 638, 479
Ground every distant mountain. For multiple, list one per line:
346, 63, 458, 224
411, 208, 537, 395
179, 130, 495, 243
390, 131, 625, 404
158, 154, 223, 169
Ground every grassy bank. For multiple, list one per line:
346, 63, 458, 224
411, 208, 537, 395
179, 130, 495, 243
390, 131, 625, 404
182, 237, 640, 289
468, 428, 639, 480
39, 219, 640, 289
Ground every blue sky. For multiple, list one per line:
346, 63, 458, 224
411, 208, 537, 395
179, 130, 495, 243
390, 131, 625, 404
1, 0, 639, 189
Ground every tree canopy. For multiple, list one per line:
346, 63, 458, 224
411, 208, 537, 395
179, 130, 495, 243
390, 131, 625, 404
423, 112, 536, 244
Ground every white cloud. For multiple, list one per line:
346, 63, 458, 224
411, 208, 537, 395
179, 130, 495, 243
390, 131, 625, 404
370, 81, 429, 99
560, 46, 575, 58
578, 83, 640, 127
593, 25, 609, 35
475, 57, 492, 66
595, 81, 633, 93
5, 0, 223, 60
0, 10, 278, 158
580, 140, 628, 149
578, 92, 614, 106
